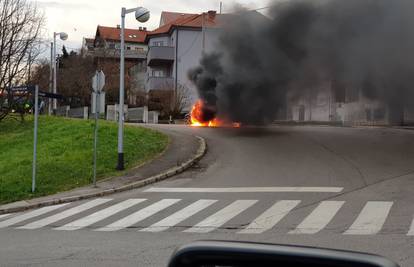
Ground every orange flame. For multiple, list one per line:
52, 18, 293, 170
190, 100, 241, 128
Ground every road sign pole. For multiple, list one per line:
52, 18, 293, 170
32, 85, 39, 193
92, 70, 105, 187
92, 73, 99, 187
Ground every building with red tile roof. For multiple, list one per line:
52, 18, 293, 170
95, 25, 148, 44
159, 11, 197, 27
82, 25, 150, 107
147, 11, 227, 40
145, 10, 269, 113
145, 11, 228, 112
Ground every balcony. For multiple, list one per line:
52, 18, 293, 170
147, 76, 174, 91
147, 46, 174, 67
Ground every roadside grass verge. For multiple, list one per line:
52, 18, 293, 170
0, 116, 168, 204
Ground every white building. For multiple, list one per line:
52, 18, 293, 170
145, 11, 224, 112
287, 83, 414, 126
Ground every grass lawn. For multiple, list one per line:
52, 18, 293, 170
0, 116, 169, 204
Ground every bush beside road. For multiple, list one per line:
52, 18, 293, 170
0, 116, 168, 204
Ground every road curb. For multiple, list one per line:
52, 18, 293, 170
0, 136, 207, 215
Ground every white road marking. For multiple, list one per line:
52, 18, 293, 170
96, 199, 181, 232
344, 201, 393, 235
289, 201, 345, 234
55, 199, 147, 231
18, 199, 112, 230
184, 200, 257, 233
0, 204, 68, 228
239, 200, 300, 234
141, 199, 218, 232
407, 217, 414, 236
144, 187, 343, 193
0, 214, 11, 220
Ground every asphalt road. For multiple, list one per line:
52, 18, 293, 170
1, 125, 414, 267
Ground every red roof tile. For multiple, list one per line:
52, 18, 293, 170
160, 11, 197, 26
147, 11, 227, 40
96, 25, 147, 43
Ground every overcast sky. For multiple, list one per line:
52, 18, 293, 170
35, 0, 272, 53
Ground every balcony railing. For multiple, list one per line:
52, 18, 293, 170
86, 48, 147, 60
147, 76, 174, 91
147, 46, 174, 66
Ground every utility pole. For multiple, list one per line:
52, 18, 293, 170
53, 33, 57, 114
202, 12, 205, 53
220, 2, 223, 14
49, 42, 53, 115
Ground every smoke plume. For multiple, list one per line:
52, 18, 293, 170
189, 0, 414, 124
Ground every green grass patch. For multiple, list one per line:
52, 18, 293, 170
0, 116, 168, 204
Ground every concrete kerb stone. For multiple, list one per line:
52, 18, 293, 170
0, 136, 207, 215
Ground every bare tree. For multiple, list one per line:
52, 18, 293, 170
30, 58, 49, 89
97, 59, 131, 104
0, 0, 44, 121
171, 84, 191, 117
58, 53, 95, 107
149, 83, 191, 119
31, 53, 96, 107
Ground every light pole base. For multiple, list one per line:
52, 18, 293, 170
117, 153, 124, 170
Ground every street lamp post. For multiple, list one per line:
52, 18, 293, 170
117, 6, 150, 170
52, 32, 68, 114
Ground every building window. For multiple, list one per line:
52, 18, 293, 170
153, 41, 164, 47
152, 70, 164, 77
135, 47, 144, 52
127, 46, 131, 50
108, 43, 115, 49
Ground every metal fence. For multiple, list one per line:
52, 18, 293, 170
54, 104, 159, 123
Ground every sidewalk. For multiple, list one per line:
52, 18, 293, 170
0, 125, 206, 214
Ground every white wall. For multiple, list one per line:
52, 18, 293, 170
174, 28, 221, 111
288, 85, 333, 122
146, 28, 222, 112
287, 84, 391, 125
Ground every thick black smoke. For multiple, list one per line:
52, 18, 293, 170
189, 0, 414, 124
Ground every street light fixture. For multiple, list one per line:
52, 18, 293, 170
52, 31, 68, 114
117, 6, 150, 170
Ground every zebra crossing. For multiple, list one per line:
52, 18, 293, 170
0, 198, 413, 235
